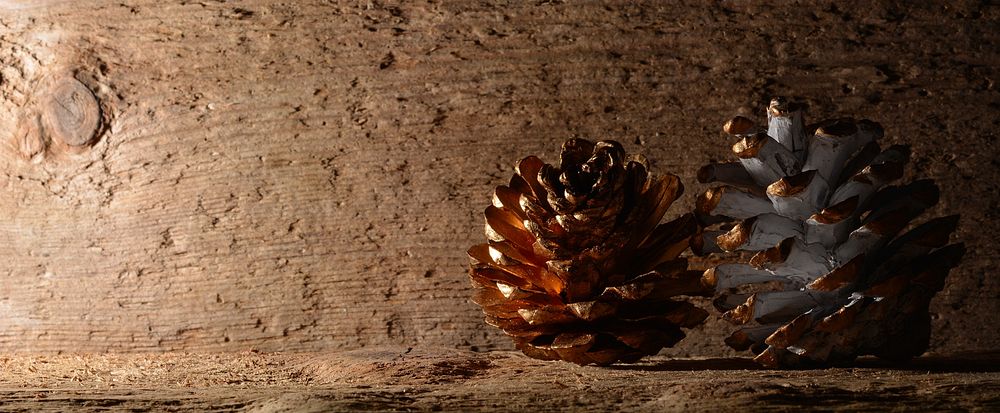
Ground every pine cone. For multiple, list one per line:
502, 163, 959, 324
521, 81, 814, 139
468, 138, 711, 366
696, 98, 965, 367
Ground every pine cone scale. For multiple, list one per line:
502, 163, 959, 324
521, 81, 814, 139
468, 245, 558, 295
493, 186, 529, 221
484, 205, 534, 246
515, 156, 551, 207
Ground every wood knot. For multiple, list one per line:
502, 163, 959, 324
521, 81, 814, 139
41, 77, 101, 148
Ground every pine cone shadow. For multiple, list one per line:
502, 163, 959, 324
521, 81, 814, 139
610, 352, 1000, 372
608, 357, 763, 371
852, 351, 1000, 373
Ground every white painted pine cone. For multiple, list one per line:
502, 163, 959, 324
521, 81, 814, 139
696, 98, 965, 367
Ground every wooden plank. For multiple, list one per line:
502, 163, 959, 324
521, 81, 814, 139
0, 348, 997, 411
0, 1, 997, 354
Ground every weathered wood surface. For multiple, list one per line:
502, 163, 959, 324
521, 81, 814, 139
0, 0, 997, 355
0, 348, 997, 411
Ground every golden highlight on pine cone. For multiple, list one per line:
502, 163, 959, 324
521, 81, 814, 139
697, 98, 965, 368
468, 138, 711, 366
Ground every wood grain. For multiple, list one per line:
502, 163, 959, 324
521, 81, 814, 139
0, 1, 997, 355
0, 348, 996, 411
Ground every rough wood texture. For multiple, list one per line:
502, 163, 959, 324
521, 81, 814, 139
0, 347, 997, 411
0, 1, 997, 356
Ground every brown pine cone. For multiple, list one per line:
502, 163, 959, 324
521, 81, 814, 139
696, 98, 965, 367
468, 138, 711, 365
